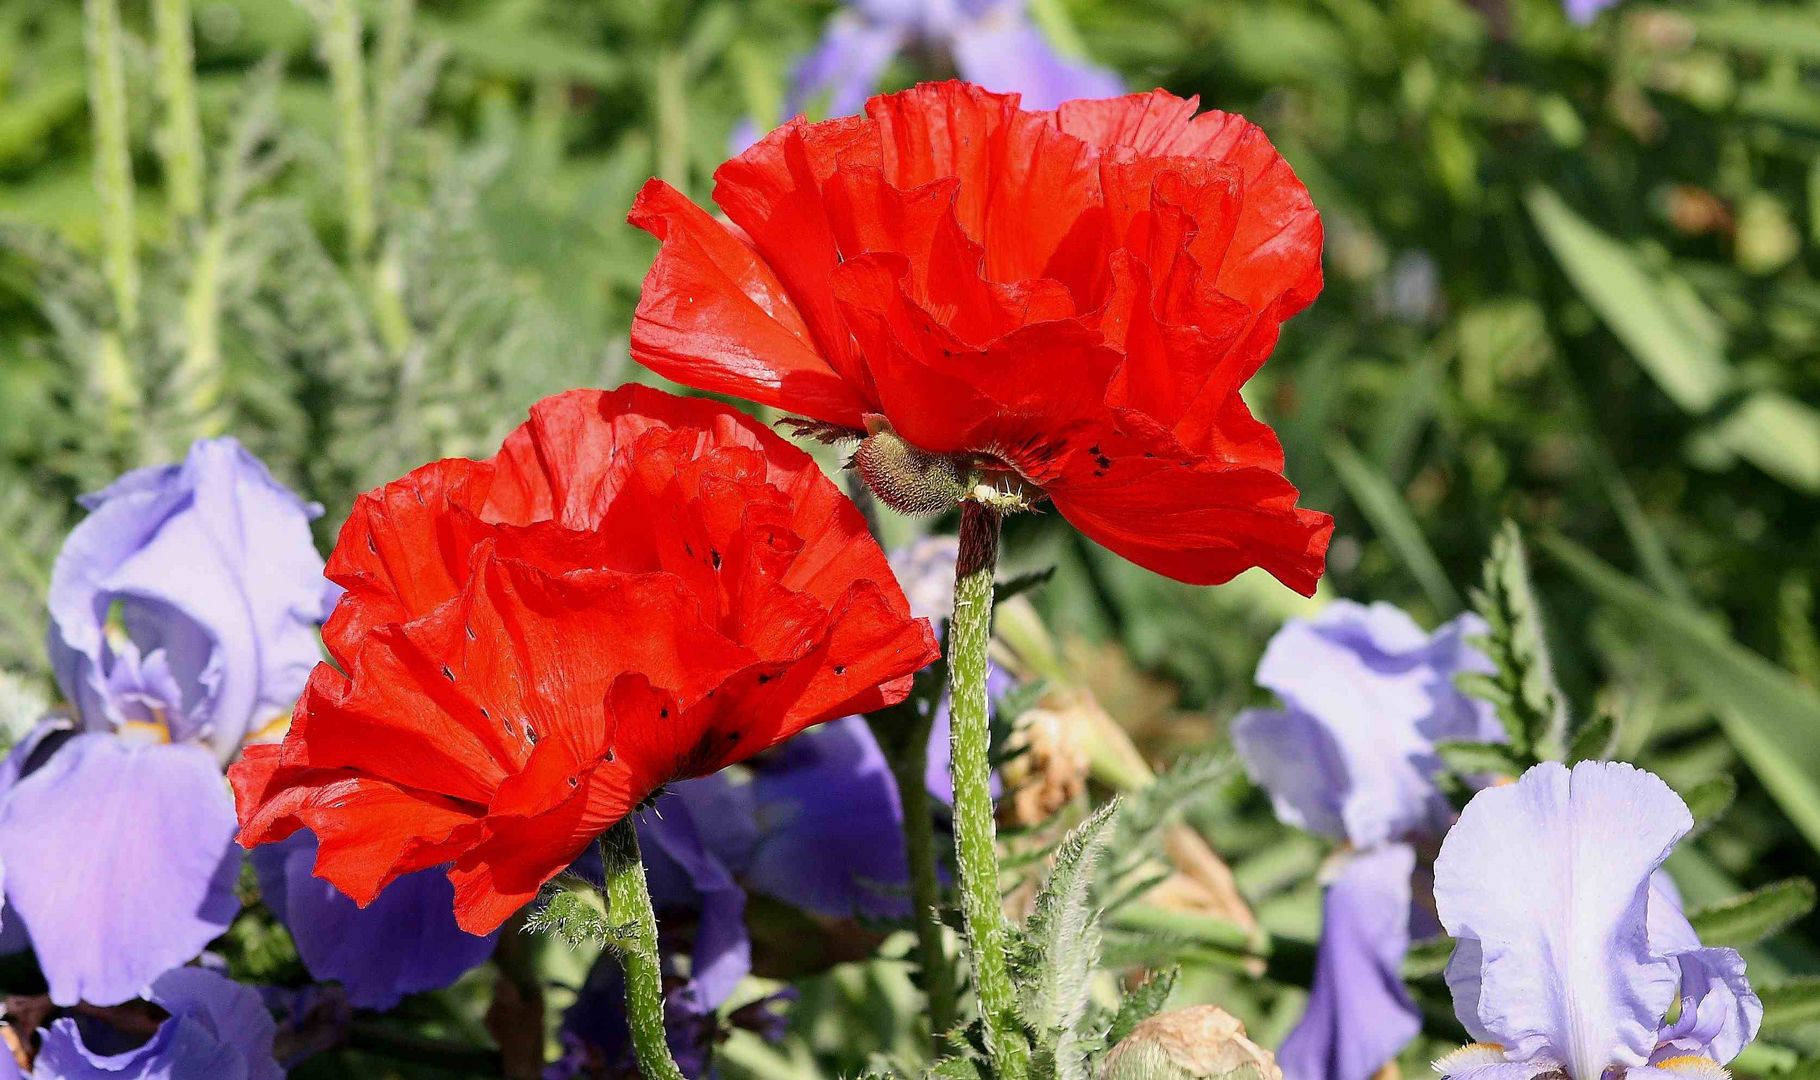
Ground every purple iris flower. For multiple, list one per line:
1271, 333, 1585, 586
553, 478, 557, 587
767, 0, 1122, 136
250, 832, 498, 1010
1232, 600, 1500, 1080
1564, 0, 1620, 24
0, 439, 334, 1007
1, 967, 282, 1080
1433, 760, 1761, 1080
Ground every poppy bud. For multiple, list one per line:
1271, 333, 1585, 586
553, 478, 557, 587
851, 426, 967, 516
998, 698, 1091, 828
1100, 1006, 1282, 1080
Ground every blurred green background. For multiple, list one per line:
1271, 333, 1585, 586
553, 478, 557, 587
1, 0, 1818, 1075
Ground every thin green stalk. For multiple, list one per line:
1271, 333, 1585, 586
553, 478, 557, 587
151, 0, 204, 222
321, 0, 376, 264
600, 819, 686, 1080
177, 224, 226, 436
878, 701, 959, 1043
653, 49, 688, 189
84, 0, 138, 334
948, 499, 1029, 1078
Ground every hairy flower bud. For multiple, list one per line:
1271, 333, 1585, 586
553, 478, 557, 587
851, 427, 967, 515
998, 698, 1091, 828
1100, 1006, 1282, 1080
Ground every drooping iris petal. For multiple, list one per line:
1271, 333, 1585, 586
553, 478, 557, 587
549, 953, 721, 1080
46, 438, 332, 760
1234, 601, 1498, 848
746, 716, 910, 919
33, 967, 281, 1080
0, 735, 239, 1006
1278, 843, 1422, 1080
250, 831, 498, 1010
639, 789, 754, 1009
1435, 761, 1690, 1080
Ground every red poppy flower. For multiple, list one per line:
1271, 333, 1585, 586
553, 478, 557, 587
628, 81, 1332, 592
229, 386, 939, 934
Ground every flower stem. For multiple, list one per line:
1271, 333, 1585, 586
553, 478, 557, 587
879, 700, 959, 1044
151, 0, 205, 223
599, 819, 685, 1080
948, 499, 1028, 1078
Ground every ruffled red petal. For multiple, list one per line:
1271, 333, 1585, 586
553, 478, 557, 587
233, 386, 938, 932
626, 80, 1330, 591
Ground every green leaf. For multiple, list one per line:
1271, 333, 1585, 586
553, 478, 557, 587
1687, 879, 1817, 950
523, 883, 618, 949
1110, 755, 1231, 877
1402, 937, 1455, 980
1759, 976, 1820, 1035
925, 1055, 991, 1080
1105, 967, 1177, 1046
995, 565, 1057, 605
1704, 391, 1820, 494
1015, 800, 1121, 1080
1543, 535, 1820, 854
1680, 774, 1738, 836
1565, 712, 1616, 764
1467, 522, 1570, 758
1527, 186, 1732, 414
1436, 740, 1532, 777
1328, 440, 1463, 615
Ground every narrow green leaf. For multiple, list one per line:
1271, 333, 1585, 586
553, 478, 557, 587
1402, 937, 1455, 980
1105, 967, 1177, 1046
1526, 186, 1732, 413
995, 565, 1056, 605
1328, 440, 1462, 615
1680, 775, 1738, 836
1759, 976, 1820, 1035
1016, 800, 1121, 1080
1543, 535, 1820, 854
1687, 878, 1817, 950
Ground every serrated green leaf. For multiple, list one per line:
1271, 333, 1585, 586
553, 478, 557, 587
1016, 800, 1120, 1080
1436, 740, 1532, 777
1111, 754, 1231, 874
1759, 976, 1820, 1035
1105, 967, 1177, 1046
1544, 536, 1820, 855
1565, 712, 1616, 764
926, 1054, 991, 1080
1688, 878, 1816, 950
1467, 522, 1570, 758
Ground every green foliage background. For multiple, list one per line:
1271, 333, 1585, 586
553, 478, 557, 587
1, 0, 1818, 1076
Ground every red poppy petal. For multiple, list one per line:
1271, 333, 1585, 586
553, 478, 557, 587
628, 179, 873, 428
1049, 436, 1332, 593
867, 81, 1099, 283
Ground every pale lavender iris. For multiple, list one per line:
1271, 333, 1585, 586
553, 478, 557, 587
1233, 600, 1499, 1080
0, 438, 333, 1007
250, 832, 499, 1010
0, 967, 282, 1080
780, 0, 1122, 125
1433, 761, 1761, 1080
1565, 0, 1620, 24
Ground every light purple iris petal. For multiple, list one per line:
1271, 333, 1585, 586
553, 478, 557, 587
784, 13, 905, 120
951, 14, 1124, 109
250, 831, 497, 1010
747, 717, 911, 919
1279, 843, 1422, 1080
891, 536, 959, 624
1435, 761, 1690, 1080
1234, 601, 1497, 848
1564, 0, 1619, 24
0, 735, 238, 1006
640, 783, 754, 1010
47, 438, 330, 761
1652, 943, 1761, 1066
34, 967, 280, 1080
1437, 1063, 1560, 1080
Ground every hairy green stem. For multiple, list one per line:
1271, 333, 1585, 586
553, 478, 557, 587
600, 819, 685, 1080
879, 701, 959, 1043
948, 499, 1028, 1078
84, 0, 138, 335
152, 0, 205, 221
321, 0, 376, 264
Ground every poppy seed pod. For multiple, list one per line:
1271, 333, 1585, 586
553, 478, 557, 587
1101, 1006, 1282, 1080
